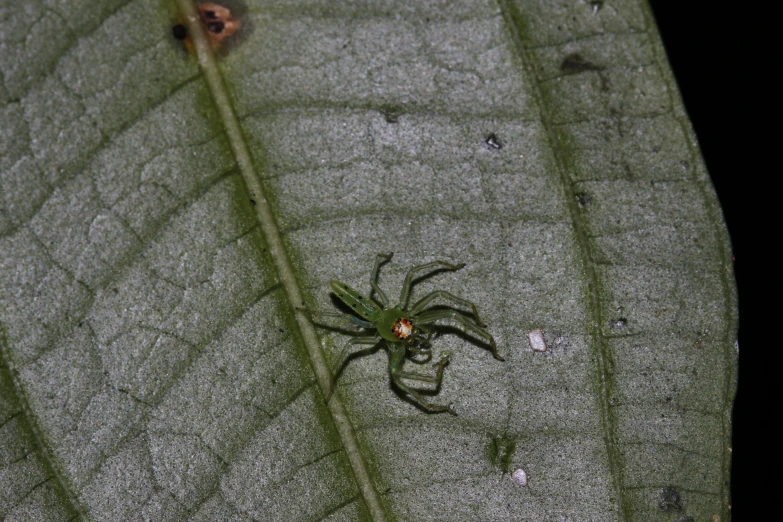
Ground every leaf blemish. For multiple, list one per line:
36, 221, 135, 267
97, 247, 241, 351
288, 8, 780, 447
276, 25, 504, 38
576, 192, 592, 207
485, 133, 503, 150
511, 467, 528, 487
560, 53, 604, 75
486, 435, 517, 472
174, 2, 244, 53
658, 486, 683, 512
527, 329, 547, 352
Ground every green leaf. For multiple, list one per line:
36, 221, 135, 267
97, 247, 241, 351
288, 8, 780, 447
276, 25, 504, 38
0, 0, 737, 520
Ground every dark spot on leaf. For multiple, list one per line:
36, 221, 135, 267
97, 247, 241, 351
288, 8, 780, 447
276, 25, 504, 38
485, 133, 503, 150
379, 105, 403, 123
172, 24, 188, 40
249, 198, 256, 206
576, 192, 592, 207
560, 53, 604, 75
658, 487, 683, 511
203, 9, 218, 19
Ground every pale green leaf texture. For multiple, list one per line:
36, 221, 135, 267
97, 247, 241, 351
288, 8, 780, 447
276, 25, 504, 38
0, 0, 736, 521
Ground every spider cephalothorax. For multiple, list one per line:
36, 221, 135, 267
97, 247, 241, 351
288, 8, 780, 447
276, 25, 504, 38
303, 253, 504, 415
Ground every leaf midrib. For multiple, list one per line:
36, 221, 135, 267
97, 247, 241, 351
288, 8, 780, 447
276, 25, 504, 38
173, 0, 387, 519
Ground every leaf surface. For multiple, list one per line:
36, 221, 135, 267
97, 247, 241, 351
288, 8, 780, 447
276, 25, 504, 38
0, 0, 737, 520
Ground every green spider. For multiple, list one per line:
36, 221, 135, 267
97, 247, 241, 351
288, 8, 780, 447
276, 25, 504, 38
303, 253, 504, 415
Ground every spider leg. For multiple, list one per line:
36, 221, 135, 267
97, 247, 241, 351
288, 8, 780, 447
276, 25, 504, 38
410, 290, 488, 327
398, 260, 465, 309
405, 324, 434, 360
416, 309, 504, 361
326, 336, 381, 402
406, 341, 433, 361
370, 253, 393, 307
388, 344, 456, 415
297, 308, 374, 329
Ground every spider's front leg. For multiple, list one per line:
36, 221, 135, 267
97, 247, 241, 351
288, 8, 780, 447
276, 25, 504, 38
397, 260, 466, 309
387, 344, 456, 415
369, 253, 393, 306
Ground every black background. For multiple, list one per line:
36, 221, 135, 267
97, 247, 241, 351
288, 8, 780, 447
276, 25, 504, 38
649, 2, 752, 519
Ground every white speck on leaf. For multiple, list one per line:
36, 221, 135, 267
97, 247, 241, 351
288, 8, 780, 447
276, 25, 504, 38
511, 467, 527, 486
527, 329, 547, 352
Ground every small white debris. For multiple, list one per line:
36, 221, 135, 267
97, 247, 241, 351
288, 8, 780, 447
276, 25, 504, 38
527, 329, 547, 352
511, 467, 527, 486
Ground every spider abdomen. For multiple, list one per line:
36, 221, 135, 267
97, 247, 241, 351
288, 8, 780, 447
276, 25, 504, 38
330, 280, 382, 322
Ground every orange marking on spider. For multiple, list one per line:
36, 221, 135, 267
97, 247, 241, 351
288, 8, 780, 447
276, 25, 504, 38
392, 317, 414, 339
